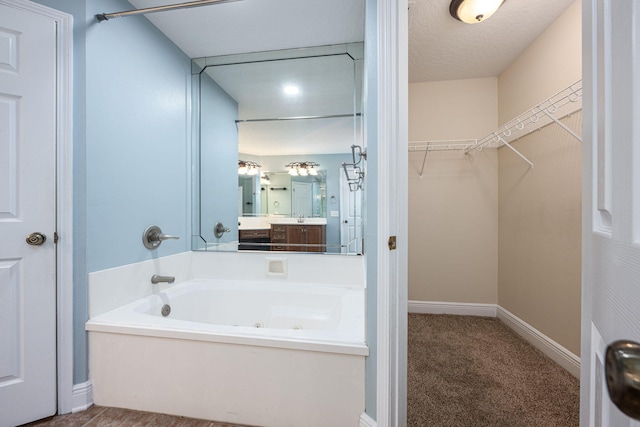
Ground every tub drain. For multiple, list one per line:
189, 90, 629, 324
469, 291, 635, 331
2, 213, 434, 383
161, 304, 171, 317
254, 321, 264, 328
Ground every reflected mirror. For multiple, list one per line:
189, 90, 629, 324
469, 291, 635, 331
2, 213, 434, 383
192, 43, 364, 254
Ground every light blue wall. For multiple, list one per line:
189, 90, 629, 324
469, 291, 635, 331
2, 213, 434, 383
364, 0, 379, 418
85, 0, 191, 272
198, 73, 239, 245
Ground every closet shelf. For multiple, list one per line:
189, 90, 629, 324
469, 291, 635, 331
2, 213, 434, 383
466, 79, 583, 167
408, 139, 477, 152
408, 79, 583, 170
408, 139, 478, 177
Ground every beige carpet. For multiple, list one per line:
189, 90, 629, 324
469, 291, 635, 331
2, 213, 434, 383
408, 314, 580, 427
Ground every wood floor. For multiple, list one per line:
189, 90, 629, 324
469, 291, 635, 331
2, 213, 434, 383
21, 406, 255, 427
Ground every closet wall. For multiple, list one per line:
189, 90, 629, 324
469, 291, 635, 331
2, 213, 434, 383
408, 78, 498, 304
498, 0, 582, 355
408, 0, 582, 356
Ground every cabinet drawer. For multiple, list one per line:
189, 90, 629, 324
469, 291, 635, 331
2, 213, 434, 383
239, 229, 270, 239
271, 233, 286, 242
272, 226, 287, 233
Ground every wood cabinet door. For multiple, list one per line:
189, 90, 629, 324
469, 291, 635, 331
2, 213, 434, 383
304, 225, 326, 252
287, 226, 304, 251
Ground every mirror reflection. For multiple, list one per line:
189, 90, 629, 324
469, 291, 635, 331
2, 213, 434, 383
193, 43, 363, 254
239, 170, 326, 218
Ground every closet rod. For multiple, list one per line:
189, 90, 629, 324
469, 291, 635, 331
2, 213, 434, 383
236, 113, 361, 124
96, 0, 242, 22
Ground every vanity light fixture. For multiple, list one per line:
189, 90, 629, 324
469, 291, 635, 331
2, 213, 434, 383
285, 161, 320, 176
238, 160, 260, 175
449, 0, 504, 24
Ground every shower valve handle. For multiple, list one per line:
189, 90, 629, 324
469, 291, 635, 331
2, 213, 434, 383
214, 222, 231, 238
143, 225, 180, 249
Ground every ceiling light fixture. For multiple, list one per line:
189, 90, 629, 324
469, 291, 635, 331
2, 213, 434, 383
283, 85, 300, 95
449, 0, 504, 24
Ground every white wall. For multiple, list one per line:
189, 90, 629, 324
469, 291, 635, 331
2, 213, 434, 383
498, 1, 582, 123
497, 0, 582, 355
408, 78, 498, 304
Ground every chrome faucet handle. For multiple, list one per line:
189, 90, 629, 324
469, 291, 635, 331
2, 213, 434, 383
143, 225, 180, 249
157, 233, 179, 241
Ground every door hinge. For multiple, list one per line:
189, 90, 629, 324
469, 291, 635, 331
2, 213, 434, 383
388, 235, 397, 250
54, 232, 59, 244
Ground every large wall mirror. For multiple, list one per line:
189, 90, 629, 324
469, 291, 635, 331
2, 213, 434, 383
192, 43, 364, 254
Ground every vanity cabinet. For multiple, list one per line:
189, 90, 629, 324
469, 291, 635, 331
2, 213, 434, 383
270, 224, 326, 252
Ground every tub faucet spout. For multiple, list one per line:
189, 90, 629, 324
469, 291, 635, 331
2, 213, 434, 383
151, 274, 175, 284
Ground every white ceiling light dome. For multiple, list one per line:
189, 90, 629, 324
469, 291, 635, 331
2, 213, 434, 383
450, 0, 505, 24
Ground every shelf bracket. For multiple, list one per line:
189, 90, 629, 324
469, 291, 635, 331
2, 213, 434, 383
542, 109, 583, 143
495, 134, 534, 168
419, 143, 429, 177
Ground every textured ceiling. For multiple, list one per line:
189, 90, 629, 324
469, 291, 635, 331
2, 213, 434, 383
409, 0, 576, 82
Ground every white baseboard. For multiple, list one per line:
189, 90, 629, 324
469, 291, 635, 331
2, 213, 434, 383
71, 380, 93, 413
408, 300, 498, 317
360, 412, 377, 427
497, 307, 580, 378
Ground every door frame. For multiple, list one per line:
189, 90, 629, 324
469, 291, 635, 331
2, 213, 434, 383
375, 0, 408, 425
0, 0, 75, 415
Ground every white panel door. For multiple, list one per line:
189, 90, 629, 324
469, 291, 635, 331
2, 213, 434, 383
582, 1, 640, 425
340, 172, 362, 254
292, 182, 312, 218
0, 3, 57, 426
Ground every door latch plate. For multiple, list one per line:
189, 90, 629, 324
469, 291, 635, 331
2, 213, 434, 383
388, 236, 397, 251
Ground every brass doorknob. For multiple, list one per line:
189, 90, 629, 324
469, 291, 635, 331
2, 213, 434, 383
606, 340, 640, 420
26, 232, 46, 246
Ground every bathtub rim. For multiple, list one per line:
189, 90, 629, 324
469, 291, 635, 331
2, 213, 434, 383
86, 321, 369, 356
86, 278, 368, 357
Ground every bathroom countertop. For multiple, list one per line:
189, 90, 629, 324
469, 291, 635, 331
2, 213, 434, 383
238, 217, 327, 230
238, 225, 270, 230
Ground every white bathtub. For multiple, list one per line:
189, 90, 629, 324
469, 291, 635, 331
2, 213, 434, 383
86, 252, 367, 427
86, 279, 367, 356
